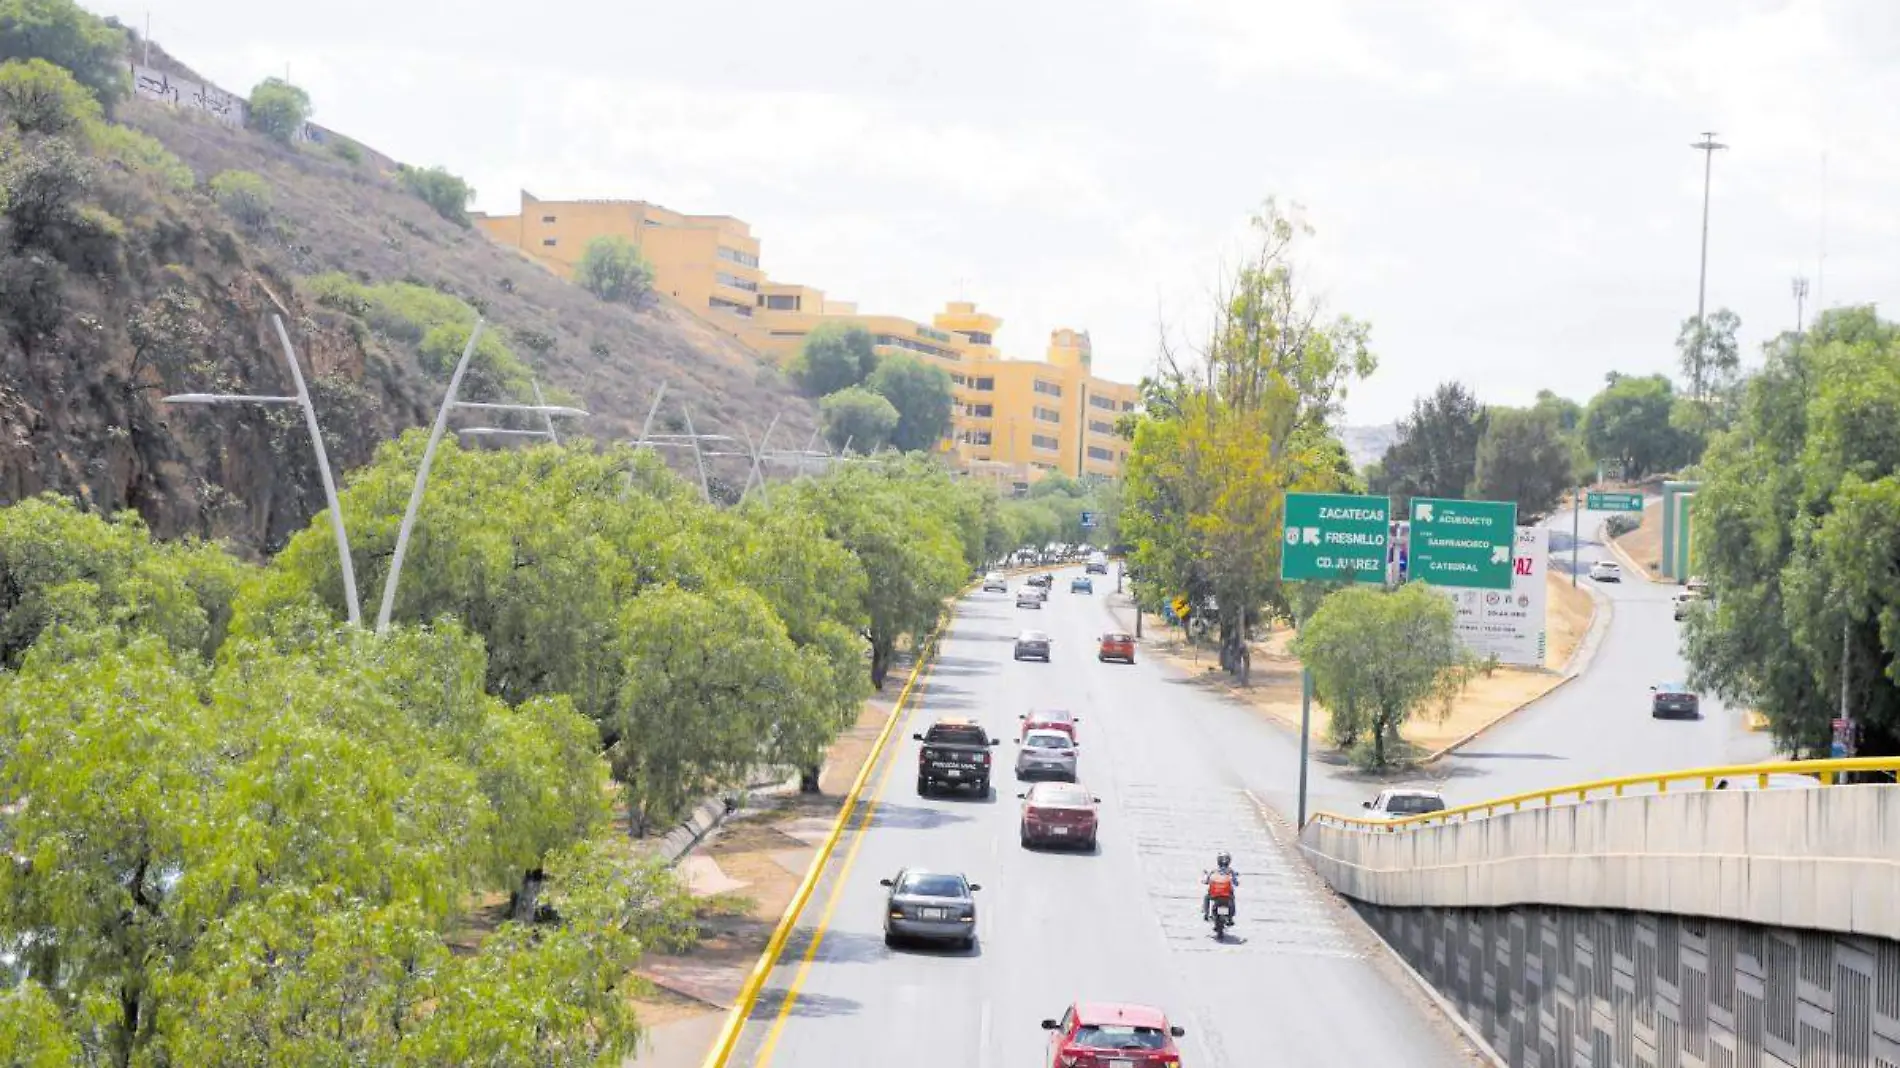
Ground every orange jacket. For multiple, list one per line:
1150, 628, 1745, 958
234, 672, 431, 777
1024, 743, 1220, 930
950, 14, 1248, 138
1205, 872, 1235, 898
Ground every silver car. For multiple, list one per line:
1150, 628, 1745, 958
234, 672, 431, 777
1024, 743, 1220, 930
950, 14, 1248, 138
1013, 630, 1052, 662
1015, 729, 1078, 782
880, 868, 979, 949
1016, 589, 1043, 609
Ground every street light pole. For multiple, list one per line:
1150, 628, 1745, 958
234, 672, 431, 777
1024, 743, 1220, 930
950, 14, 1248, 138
166, 314, 363, 626
1792, 276, 1809, 336
1690, 132, 1728, 401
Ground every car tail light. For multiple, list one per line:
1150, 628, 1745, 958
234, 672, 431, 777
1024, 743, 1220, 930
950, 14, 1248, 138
977, 752, 990, 765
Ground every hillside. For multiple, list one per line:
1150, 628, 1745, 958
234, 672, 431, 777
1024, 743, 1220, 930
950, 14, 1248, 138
1, 33, 814, 553
1338, 422, 1399, 470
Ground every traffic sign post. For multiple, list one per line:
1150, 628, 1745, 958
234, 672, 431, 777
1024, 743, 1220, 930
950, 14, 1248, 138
1586, 491, 1643, 512
1407, 497, 1517, 590
1280, 492, 1391, 584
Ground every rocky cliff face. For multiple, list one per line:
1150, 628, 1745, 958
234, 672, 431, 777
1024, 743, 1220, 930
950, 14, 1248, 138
2, 43, 815, 554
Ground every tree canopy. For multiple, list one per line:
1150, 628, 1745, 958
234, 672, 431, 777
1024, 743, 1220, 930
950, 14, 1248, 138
1294, 582, 1471, 767
1472, 405, 1576, 518
787, 322, 878, 397
245, 77, 310, 144
819, 385, 900, 453
0, 0, 128, 112
865, 351, 954, 453
1369, 381, 1485, 512
1581, 372, 1697, 478
576, 234, 653, 304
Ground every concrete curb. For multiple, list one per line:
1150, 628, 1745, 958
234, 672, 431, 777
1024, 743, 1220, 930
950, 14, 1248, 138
653, 768, 801, 867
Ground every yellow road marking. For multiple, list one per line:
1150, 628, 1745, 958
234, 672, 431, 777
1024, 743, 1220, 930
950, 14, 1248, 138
754, 673, 919, 1063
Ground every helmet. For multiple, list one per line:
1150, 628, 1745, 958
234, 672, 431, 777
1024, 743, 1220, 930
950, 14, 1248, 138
1216, 851, 1231, 868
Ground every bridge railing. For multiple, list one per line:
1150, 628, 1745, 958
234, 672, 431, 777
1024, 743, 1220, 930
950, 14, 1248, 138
1309, 756, 1900, 833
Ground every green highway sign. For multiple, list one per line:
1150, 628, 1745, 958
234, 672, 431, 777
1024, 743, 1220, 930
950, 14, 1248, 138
1281, 492, 1391, 583
1586, 491, 1644, 512
1408, 497, 1517, 589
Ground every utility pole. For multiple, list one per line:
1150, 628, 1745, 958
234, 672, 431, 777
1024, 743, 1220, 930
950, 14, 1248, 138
1690, 132, 1728, 402
1792, 276, 1809, 336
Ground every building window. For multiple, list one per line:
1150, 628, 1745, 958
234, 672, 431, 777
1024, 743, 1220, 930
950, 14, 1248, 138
972, 377, 995, 391
716, 246, 760, 268
1121, 400, 1135, 411
918, 325, 954, 343
1032, 462, 1056, 471
540, 215, 557, 223
965, 403, 994, 418
709, 296, 754, 317
541, 238, 557, 246
1034, 380, 1062, 397
874, 334, 958, 361
1088, 420, 1116, 436
716, 272, 759, 293
1034, 406, 1061, 423
763, 295, 801, 311
1089, 395, 1118, 411
1087, 445, 1115, 462
1031, 434, 1059, 452
949, 373, 967, 386
961, 430, 993, 446
958, 330, 993, 345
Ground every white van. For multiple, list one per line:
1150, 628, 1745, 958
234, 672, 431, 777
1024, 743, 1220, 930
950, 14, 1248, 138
1085, 551, 1108, 575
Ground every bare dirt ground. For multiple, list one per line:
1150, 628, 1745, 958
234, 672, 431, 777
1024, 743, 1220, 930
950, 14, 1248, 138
1612, 500, 1667, 580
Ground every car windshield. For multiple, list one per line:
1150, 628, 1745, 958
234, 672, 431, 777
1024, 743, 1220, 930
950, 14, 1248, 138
1387, 794, 1445, 814
1104, 633, 1131, 642
1072, 1024, 1168, 1050
928, 725, 987, 745
1658, 683, 1688, 694
1026, 733, 1070, 749
1036, 785, 1092, 805
1019, 631, 1049, 642
1030, 710, 1073, 723
898, 873, 965, 898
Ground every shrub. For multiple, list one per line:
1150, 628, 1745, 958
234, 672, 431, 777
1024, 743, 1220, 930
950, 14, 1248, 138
209, 170, 272, 228
246, 77, 310, 144
1, 134, 91, 248
418, 321, 530, 399
0, 57, 100, 137
397, 164, 472, 227
328, 138, 362, 164
576, 235, 653, 305
88, 122, 192, 191
1605, 513, 1641, 537
0, 0, 129, 111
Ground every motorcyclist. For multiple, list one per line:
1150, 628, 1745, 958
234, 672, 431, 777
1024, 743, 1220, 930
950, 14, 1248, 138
1202, 851, 1239, 921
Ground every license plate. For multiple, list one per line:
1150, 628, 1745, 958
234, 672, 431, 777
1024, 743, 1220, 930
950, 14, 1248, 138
947, 769, 961, 778
920, 908, 946, 920
1051, 826, 1069, 836
1106, 1061, 1133, 1068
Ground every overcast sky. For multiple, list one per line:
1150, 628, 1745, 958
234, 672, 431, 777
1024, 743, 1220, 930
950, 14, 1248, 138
103, 0, 1897, 423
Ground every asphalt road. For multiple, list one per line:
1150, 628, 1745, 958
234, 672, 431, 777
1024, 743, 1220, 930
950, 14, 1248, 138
732, 573, 1487, 1067
1429, 503, 1775, 803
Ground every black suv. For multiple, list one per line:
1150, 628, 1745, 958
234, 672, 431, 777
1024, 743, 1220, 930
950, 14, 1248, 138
913, 719, 1000, 796
1026, 573, 1053, 588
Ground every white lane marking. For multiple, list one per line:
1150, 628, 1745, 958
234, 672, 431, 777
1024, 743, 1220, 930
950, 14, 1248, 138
979, 999, 993, 1067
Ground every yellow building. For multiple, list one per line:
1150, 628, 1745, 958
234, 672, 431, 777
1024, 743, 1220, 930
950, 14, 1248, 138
473, 191, 764, 322
472, 192, 1140, 480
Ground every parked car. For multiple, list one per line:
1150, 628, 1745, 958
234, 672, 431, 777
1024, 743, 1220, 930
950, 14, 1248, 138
1362, 788, 1447, 821
880, 868, 979, 949
1018, 781, 1100, 849
1014, 729, 1078, 782
913, 719, 999, 796
1013, 630, 1052, 662
1589, 560, 1622, 582
1016, 589, 1043, 610
1070, 575, 1093, 594
1097, 632, 1135, 664
1686, 575, 1710, 595
1019, 708, 1078, 743
1650, 681, 1701, 719
1041, 1003, 1185, 1067
982, 571, 1008, 593
1672, 589, 1700, 621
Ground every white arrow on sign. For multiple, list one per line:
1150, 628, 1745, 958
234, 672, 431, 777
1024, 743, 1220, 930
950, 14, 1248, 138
1490, 545, 1509, 564
1414, 502, 1435, 522
1302, 527, 1321, 545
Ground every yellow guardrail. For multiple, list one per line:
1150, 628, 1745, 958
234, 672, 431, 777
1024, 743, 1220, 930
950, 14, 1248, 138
1310, 756, 1900, 833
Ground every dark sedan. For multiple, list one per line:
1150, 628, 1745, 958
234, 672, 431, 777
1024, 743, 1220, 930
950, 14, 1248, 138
1651, 682, 1701, 719
880, 868, 979, 949
1013, 630, 1052, 662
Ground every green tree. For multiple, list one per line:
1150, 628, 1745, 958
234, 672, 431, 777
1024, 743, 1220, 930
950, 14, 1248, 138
0, 57, 100, 136
1294, 582, 1471, 767
398, 163, 474, 226
246, 76, 310, 144
1369, 381, 1485, 512
209, 168, 272, 228
1530, 389, 1583, 433
1677, 306, 1741, 405
786, 321, 877, 396
1121, 201, 1376, 680
819, 385, 900, 453
1, 132, 92, 249
1472, 406, 1574, 517
1581, 372, 1695, 478
0, 0, 129, 111
866, 351, 953, 452
1684, 305, 1900, 758
576, 234, 654, 304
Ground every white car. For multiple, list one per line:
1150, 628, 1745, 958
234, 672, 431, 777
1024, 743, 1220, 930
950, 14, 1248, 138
982, 572, 1008, 593
1588, 560, 1622, 582
1362, 788, 1448, 821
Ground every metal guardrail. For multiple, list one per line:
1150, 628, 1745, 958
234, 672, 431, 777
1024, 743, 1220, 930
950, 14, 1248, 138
1309, 756, 1900, 833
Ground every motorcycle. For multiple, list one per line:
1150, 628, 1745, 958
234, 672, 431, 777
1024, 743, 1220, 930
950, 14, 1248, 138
1208, 897, 1235, 939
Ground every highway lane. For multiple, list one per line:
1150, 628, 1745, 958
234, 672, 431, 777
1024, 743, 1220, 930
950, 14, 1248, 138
732, 574, 1485, 1067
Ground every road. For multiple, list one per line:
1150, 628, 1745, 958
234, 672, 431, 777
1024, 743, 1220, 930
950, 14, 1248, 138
731, 572, 1486, 1067
1430, 502, 1775, 803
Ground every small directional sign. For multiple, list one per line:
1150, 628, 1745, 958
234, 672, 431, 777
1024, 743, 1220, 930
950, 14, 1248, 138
1586, 491, 1644, 512
1408, 497, 1517, 590
1080, 510, 1097, 529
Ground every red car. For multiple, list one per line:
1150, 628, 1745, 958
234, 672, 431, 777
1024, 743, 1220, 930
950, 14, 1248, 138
1018, 781, 1100, 850
1098, 632, 1136, 664
1041, 1002, 1186, 1066
1019, 708, 1078, 743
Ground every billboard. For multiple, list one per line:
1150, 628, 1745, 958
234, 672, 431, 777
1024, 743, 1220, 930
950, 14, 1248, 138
1431, 526, 1548, 668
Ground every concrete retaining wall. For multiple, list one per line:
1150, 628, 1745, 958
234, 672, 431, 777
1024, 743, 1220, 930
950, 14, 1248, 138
1301, 785, 1900, 942
1357, 903, 1900, 1068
